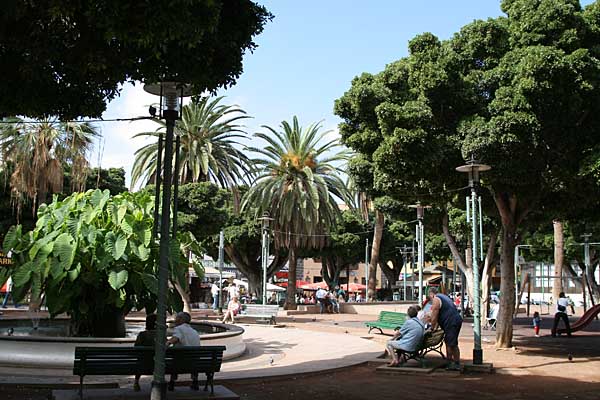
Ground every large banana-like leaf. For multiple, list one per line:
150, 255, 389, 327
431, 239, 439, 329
108, 269, 128, 290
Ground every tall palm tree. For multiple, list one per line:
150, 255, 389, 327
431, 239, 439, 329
0, 118, 99, 217
243, 116, 349, 309
131, 97, 253, 190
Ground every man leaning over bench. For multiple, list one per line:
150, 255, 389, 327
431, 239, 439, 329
385, 305, 425, 367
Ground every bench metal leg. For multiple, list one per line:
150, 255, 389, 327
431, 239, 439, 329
79, 375, 84, 400
203, 372, 214, 394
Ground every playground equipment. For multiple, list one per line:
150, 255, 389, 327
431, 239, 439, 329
557, 304, 600, 335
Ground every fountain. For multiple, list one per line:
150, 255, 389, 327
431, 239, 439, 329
0, 316, 245, 369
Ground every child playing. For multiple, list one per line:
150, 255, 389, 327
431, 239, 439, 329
533, 311, 541, 337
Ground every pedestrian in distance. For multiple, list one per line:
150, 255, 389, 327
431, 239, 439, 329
551, 292, 572, 337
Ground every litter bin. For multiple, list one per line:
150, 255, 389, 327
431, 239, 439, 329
393, 292, 401, 301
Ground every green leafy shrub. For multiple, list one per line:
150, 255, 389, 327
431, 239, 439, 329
2, 189, 198, 336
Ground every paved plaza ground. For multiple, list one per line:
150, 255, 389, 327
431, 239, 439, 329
0, 306, 599, 399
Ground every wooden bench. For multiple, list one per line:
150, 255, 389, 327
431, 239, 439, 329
396, 329, 446, 366
238, 304, 279, 324
364, 311, 407, 334
73, 346, 226, 399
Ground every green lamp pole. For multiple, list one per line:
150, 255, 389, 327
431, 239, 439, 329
456, 158, 491, 365
144, 81, 191, 400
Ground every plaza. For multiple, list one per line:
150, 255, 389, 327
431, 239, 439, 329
2, 1, 600, 399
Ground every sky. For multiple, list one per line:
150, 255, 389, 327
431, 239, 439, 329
95, 0, 593, 189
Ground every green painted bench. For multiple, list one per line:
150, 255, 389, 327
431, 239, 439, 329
364, 311, 407, 334
73, 345, 225, 399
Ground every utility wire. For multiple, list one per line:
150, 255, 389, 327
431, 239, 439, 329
0, 116, 154, 124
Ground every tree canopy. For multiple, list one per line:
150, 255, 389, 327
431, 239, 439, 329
0, 1, 272, 118
335, 0, 600, 347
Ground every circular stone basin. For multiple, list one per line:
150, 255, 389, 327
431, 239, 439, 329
0, 317, 245, 369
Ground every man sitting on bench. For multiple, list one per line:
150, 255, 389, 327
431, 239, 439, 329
167, 312, 201, 391
385, 305, 425, 367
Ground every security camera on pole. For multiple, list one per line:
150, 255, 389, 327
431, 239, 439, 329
456, 158, 491, 366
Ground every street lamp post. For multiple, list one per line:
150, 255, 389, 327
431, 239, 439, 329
365, 238, 370, 302
408, 203, 431, 303
144, 81, 191, 400
258, 212, 274, 305
456, 159, 491, 366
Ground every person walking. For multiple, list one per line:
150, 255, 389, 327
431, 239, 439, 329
315, 287, 328, 314
551, 292, 572, 337
167, 312, 201, 391
428, 287, 463, 371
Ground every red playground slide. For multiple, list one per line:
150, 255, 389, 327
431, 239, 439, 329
557, 304, 600, 334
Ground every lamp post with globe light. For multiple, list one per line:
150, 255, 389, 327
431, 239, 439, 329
456, 158, 491, 365
143, 81, 192, 400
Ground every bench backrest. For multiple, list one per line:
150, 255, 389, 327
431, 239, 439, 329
419, 329, 444, 349
242, 304, 279, 316
377, 311, 406, 324
73, 346, 226, 376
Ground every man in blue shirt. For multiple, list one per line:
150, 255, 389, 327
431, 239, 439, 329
385, 305, 425, 367
428, 287, 463, 370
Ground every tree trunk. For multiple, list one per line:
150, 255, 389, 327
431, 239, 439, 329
379, 259, 402, 291
493, 192, 529, 349
224, 245, 287, 302
368, 210, 384, 301
441, 209, 473, 301
284, 246, 297, 310
173, 280, 192, 314
552, 220, 564, 302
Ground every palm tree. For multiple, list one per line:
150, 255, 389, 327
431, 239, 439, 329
0, 118, 99, 217
243, 116, 349, 309
131, 97, 252, 190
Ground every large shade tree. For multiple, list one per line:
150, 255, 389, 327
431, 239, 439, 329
243, 116, 349, 309
0, 118, 99, 217
336, 0, 600, 347
0, 1, 272, 119
131, 97, 253, 190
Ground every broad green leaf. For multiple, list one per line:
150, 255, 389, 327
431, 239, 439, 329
54, 233, 75, 271
68, 263, 81, 282
108, 269, 128, 290
140, 273, 158, 295
3, 225, 20, 253
113, 234, 127, 260
12, 262, 34, 286
117, 204, 127, 224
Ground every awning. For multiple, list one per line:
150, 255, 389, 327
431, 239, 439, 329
190, 266, 235, 279
275, 280, 311, 289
